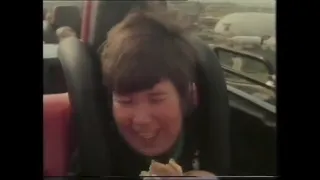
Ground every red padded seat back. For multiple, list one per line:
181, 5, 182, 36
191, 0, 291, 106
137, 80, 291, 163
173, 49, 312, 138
43, 93, 73, 176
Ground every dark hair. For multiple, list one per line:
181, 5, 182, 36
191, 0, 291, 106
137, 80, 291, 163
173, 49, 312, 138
101, 10, 198, 102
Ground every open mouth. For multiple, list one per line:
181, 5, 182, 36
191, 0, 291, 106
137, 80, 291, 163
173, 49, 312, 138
137, 130, 160, 143
139, 132, 157, 139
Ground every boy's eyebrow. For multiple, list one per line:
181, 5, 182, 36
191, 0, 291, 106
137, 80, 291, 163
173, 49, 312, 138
113, 92, 132, 97
148, 91, 166, 96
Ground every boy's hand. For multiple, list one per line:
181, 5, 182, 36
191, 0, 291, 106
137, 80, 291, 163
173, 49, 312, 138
150, 159, 183, 176
140, 159, 183, 178
140, 159, 217, 180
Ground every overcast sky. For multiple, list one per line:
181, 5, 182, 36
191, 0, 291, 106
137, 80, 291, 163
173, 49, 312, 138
190, 0, 275, 6
43, 0, 275, 9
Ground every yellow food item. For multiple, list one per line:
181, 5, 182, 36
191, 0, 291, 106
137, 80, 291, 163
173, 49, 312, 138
140, 159, 216, 178
140, 159, 183, 177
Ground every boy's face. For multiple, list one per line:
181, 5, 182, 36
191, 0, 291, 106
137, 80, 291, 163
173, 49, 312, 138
112, 80, 182, 156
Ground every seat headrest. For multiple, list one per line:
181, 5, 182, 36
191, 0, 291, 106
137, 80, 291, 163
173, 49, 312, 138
188, 36, 230, 175
58, 37, 111, 176
52, 6, 81, 33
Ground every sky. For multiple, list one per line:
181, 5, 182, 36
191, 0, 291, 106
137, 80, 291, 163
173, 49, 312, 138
43, 0, 275, 9
190, 0, 275, 7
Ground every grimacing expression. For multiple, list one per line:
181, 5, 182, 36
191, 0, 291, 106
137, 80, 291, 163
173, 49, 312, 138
112, 80, 183, 156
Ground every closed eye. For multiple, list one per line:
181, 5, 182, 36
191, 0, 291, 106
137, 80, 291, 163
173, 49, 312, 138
149, 95, 167, 104
117, 99, 132, 104
113, 96, 132, 105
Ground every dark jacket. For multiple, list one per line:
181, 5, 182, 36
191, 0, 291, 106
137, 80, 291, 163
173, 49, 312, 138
68, 111, 214, 177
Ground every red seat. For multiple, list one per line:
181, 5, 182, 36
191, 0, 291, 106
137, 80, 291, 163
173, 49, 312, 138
43, 93, 74, 176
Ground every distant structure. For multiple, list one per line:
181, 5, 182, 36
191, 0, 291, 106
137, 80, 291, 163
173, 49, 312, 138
214, 12, 275, 37
43, 1, 83, 11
